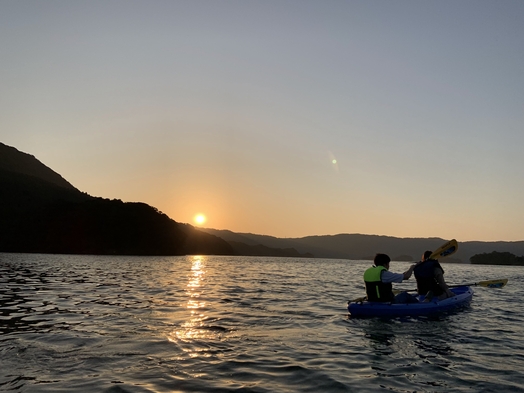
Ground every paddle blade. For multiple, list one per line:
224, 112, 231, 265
478, 278, 508, 288
429, 239, 458, 260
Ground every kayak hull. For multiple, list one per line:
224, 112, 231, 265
348, 286, 473, 318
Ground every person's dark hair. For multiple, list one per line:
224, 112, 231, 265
423, 250, 432, 260
374, 253, 391, 266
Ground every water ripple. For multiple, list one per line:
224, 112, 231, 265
1, 254, 524, 392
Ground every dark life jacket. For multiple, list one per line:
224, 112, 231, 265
364, 265, 394, 302
414, 259, 445, 296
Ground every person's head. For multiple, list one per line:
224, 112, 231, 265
374, 253, 391, 269
422, 250, 432, 261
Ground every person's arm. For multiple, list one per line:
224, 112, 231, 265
381, 265, 416, 283
402, 264, 416, 280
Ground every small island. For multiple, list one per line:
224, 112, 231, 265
470, 251, 524, 266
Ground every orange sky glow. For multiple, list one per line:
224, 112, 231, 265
1, 1, 523, 242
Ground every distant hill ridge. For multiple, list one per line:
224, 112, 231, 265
199, 228, 524, 263
2, 141, 523, 261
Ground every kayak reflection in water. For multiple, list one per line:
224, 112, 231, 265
414, 250, 455, 301
363, 254, 419, 304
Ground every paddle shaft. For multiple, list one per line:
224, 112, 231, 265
398, 278, 508, 294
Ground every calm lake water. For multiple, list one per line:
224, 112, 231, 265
1, 253, 524, 393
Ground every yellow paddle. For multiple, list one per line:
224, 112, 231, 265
450, 278, 508, 288
428, 239, 458, 260
349, 239, 459, 303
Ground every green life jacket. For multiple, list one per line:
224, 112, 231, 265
363, 265, 394, 302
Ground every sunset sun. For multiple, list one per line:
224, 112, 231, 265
194, 214, 206, 226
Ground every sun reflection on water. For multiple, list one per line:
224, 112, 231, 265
168, 256, 219, 353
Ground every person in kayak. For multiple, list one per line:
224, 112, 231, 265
414, 250, 455, 301
363, 253, 418, 303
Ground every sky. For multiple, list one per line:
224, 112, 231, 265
1, 1, 523, 242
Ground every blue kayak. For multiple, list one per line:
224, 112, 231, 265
348, 286, 473, 318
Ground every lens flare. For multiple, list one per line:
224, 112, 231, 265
328, 151, 339, 172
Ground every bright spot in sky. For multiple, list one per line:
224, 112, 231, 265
194, 214, 206, 225
332, 159, 337, 164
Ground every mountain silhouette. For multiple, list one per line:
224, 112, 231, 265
0, 142, 233, 256
2, 142, 523, 262
200, 229, 524, 263
0, 143, 75, 190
